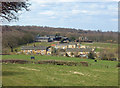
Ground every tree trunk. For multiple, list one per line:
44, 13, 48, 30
10, 47, 13, 52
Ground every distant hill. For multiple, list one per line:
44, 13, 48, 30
2, 25, 118, 53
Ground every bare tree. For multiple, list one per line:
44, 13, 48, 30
0, 1, 30, 22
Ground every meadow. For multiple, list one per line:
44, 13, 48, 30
2, 42, 119, 86
2, 55, 118, 86
82, 42, 118, 53
81, 42, 118, 48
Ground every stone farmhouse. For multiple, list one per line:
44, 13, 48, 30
53, 42, 86, 49
21, 46, 52, 55
21, 42, 94, 58
52, 42, 94, 57
66, 48, 92, 57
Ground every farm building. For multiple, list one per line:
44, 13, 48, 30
67, 42, 77, 48
21, 46, 52, 55
61, 38, 70, 43
35, 36, 50, 42
66, 48, 92, 57
54, 42, 86, 49
54, 43, 68, 49
78, 36, 93, 43
35, 35, 69, 42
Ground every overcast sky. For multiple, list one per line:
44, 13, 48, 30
3, 0, 118, 32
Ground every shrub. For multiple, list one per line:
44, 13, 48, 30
37, 60, 88, 66
100, 49, 116, 61
1, 60, 30, 64
88, 51, 95, 59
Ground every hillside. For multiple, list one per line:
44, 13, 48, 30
2, 25, 118, 53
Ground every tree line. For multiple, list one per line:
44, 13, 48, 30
2, 25, 118, 53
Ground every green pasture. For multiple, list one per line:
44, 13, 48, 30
2, 55, 118, 86
2, 63, 118, 86
2, 42, 119, 86
82, 42, 118, 48
82, 42, 118, 53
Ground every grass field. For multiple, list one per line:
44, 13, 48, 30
2, 63, 118, 86
2, 42, 118, 86
82, 42, 118, 52
2, 55, 118, 86
81, 42, 118, 48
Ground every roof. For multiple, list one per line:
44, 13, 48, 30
36, 37, 49, 40
66, 48, 92, 52
51, 44, 56, 46
49, 36, 56, 38
21, 46, 47, 50
55, 43, 69, 46
55, 42, 79, 46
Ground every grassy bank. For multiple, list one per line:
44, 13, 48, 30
2, 63, 118, 86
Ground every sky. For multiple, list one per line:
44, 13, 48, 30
3, 0, 119, 32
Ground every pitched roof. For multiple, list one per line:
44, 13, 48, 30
66, 48, 92, 52
36, 37, 49, 40
55, 43, 69, 46
21, 46, 47, 50
51, 44, 56, 46
55, 42, 78, 46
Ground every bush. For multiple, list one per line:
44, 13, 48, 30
37, 60, 88, 67
1, 60, 30, 64
100, 49, 115, 61
88, 51, 95, 59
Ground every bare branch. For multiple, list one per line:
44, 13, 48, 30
1, 1, 30, 22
